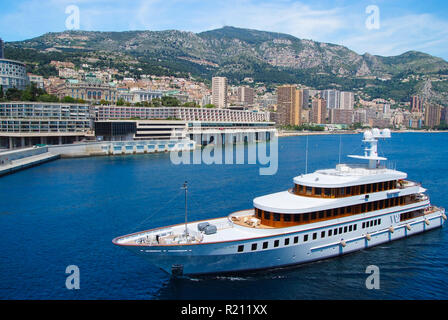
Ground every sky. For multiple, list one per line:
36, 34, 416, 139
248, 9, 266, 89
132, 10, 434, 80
0, 0, 447, 60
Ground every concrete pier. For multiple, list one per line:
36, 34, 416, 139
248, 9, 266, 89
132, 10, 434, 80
0, 147, 60, 177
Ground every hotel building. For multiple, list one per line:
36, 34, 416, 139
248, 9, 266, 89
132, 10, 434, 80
0, 102, 94, 149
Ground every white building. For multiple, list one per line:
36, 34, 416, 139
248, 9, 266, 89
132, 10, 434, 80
339, 91, 354, 110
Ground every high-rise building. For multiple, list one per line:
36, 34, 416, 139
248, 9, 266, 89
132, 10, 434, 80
339, 91, 354, 110
0, 38, 4, 59
212, 76, 228, 108
329, 109, 353, 125
311, 97, 326, 124
276, 85, 302, 126
322, 89, 340, 109
424, 103, 442, 128
302, 89, 310, 109
441, 107, 448, 124
237, 86, 254, 105
410, 95, 424, 113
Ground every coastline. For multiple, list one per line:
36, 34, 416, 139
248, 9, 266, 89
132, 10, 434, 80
276, 129, 448, 137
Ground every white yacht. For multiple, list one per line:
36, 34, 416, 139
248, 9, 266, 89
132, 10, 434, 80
113, 129, 446, 276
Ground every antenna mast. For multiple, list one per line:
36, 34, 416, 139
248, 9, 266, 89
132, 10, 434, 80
181, 181, 188, 238
305, 135, 309, 174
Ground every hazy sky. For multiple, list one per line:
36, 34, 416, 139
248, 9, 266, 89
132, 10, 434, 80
1, 0, 447, 60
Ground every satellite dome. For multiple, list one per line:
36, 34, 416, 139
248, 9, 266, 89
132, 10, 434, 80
372, 128, 380, 137
382, 128, 391, 138
363, 130, 373, 140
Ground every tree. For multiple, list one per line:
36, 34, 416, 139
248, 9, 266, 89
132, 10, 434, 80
5, 88, 22, 101
151, 97, 162, 107
116, 98, 125, 106
99, 99, 108, 105
0, 85, 4, 99
37, 94, 60, 102
161, 96, 180, 106
183, 101, 199, 108
62, 96, 76, 103
204, 103, 216, 108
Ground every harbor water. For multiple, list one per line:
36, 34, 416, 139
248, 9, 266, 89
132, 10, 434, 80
0, 132, 447, 299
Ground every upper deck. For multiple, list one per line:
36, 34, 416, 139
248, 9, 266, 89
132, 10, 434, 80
293, 164, 407, 188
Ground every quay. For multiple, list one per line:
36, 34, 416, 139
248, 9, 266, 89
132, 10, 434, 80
0, 146, 60, 177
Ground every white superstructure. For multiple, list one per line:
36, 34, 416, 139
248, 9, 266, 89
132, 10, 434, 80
113, 129, 446, 276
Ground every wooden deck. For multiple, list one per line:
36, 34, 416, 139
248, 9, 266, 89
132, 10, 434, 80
231, 215, 274, 229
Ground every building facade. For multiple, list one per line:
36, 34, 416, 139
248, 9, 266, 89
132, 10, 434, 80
276, 85, 302, 126
329, 109, 353, 125
424, 103, 442, 128
59, 80, 118, 103
95, 106, 270, 123
211, 77, 228, 108
410, 95, 424, 113
311, 97, 327, 124
339, 91, 354, 110
0, 102, 94, 148
237, 86, 255, 105
0, 59, 28, 92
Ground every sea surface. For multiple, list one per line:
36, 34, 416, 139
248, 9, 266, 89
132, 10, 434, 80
0, 132, 447, 300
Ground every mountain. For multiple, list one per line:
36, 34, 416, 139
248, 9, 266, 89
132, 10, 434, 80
4, 26, 448, 103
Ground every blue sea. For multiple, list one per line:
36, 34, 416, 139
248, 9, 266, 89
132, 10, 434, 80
1, 132, 447, 300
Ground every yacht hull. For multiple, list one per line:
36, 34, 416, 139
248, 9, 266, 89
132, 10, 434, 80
118, 211, 445, 276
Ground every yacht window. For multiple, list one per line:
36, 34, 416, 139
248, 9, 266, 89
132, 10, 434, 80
284, 214, 291, 222
313, 232, 317, 240
273, 213, 280, 221
237, 245, 244, 252
263, 242, 268, 249
294, 236, 299, 243
264, 211, 270, 220
251, 243, 257, 251
318, 211, 324, 219
315, 187, 322, 196
274, 240, 280, 247
324, 188, 331, 197
294, 214, 301, 222
304, 235, 309, 242
303, 213, 310, 221
362, 222, 365, 228
321, 231, 325, 238
354, 224, 357, 231
349, 225, 353, 232
339, 227, 343, 234
344, 226, 348, 233
306, 186, 312, 195
328, 229, 333, 236
334, 228, 338, 235
284, 238, 290, 246
311, 212, 317, 220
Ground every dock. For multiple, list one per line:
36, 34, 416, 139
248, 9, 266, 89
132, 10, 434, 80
0, 147, 60, 177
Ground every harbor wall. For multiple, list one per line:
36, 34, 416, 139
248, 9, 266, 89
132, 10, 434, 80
48, 139, 196, 158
